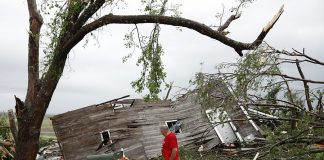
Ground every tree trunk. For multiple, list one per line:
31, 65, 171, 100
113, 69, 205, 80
16, 0, 45, 159
14, 96, 49, 160
15, 122, 40, 160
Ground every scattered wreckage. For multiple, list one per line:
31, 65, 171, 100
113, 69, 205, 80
50, 87, 278, 159
0, 139, 14, 160
36, 140, 63, 160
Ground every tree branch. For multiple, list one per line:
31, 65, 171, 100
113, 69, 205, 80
66, 5, 284, 56
253, 5, 284, 48
296, 59, 313, 111
317, 94, 323, 112
247, 103, 303, 110
211, 117, 299, 125
219, 72, 324, 84
26, 0, 43, 23
217, 13, 241, 32
26, 0, 43, 104
69, 15, 249, 55
248, 94, 303, 110
14, 95, 25, 119
164, 82, 173, 100
64, 1, 89, 27
281, 49, 324, 66
71, 0, 106, 33
270, 129, 310, 151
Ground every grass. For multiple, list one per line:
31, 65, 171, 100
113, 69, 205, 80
39, 135, 56, 148
41, 115, 56, 138
1, 112, 56, 149
42, 115, 53, 129
0, 112, 56, 138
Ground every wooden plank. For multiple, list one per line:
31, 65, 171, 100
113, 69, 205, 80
52, 96, 220, 160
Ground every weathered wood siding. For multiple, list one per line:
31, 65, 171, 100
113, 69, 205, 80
52, 97, 220, 160
140, 97, 219, 158
52, 102, 146, 160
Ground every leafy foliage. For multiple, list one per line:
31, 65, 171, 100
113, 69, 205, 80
0, 114, 14, 160
130, 24, 166, 101
40, 0, 180, 101
191, 44, 281, 112
191, 43, 324, 159
0, 115, 9, 140
123, 0, 181, 101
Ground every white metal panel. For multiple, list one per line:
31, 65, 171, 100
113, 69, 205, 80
206, 109, 238, 144
247, 108, 279, 119
239, 106, 259, 131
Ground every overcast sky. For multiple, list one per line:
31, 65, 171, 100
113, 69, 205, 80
0, 0, 323, 114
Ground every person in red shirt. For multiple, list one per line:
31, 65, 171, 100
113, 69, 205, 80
160, 125, 179, 160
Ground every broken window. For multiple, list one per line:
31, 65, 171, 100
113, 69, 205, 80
96, 130, 113, 151
165, 120, 182, 133
100, 130, 112, 144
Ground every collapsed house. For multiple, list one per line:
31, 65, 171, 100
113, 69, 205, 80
51, 85, 266, 160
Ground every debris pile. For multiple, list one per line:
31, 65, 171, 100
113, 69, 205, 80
0, 139, 14, 159
36, 140, 63, 160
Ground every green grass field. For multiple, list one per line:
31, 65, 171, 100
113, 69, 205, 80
41, 115, 56, 138
0, 112, 56, 139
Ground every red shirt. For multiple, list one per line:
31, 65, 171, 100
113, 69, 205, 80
162, 132, 179, 160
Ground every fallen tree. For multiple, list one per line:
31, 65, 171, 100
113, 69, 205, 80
192, 43, 324, 159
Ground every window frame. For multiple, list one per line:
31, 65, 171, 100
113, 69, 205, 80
100, 129, 111, 143
165, 120, 182, 133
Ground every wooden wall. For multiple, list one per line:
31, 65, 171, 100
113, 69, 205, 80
51, 96, 220, 160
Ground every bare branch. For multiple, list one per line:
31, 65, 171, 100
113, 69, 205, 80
26, 0, 43, 104
217, 13, 241, 32
211, 117, 299, 125
317, 94, 323, 112
247, 103, 303, 110
66, 6, 284, 57
280, 49, 324, 66
296, 59, 313, 111
248, 94, 303, 109
252, 5, 284, 49
26, 0, 43, 23
217, 0, 245, 33
71, 0, 106, 33
164, 82, 173, 100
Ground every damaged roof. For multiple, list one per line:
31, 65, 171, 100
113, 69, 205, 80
51, 91, 263, 160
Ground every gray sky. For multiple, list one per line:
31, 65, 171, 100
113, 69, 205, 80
0, 0, 323, 114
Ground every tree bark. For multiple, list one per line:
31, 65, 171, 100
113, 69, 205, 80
14, 0, 44, 159
15, 117, 41, 160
